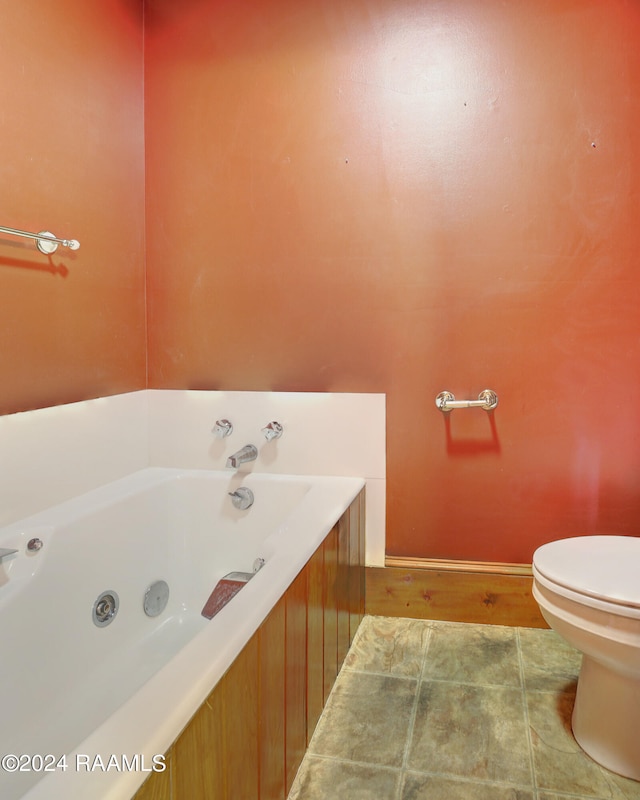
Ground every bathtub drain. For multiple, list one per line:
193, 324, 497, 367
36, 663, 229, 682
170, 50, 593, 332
92, 591, 119, 627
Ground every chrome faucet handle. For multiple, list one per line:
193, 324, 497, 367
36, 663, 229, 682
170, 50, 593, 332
212, 419, 233, 438
261, 421, 283, 441
228, 487, 254, 510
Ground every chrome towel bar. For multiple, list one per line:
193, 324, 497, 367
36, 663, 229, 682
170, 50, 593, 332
435, 390, 498, 412
0, 225, 80, 254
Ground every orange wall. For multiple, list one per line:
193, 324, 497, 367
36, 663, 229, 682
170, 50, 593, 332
0, 0, 146, 415
145, 0, 640, 564
4, 2, 639, 565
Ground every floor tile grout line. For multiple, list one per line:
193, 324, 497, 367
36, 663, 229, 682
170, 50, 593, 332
301, 751, 547, 795
298, 752, 404, 775
340, 666, 424, 682
516, 626, 539, 796
401, 766, 541, 793
394, 622, 434, 800
343, 664, 525, 690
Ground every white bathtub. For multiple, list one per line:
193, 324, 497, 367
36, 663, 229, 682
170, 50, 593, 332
0, 467, 364, 800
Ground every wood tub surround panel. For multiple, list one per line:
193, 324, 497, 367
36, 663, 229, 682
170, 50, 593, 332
260, 598, 287, 800
133, 490, 365, 800
306, 545, 325, 744
353, 490, 366, 639
337, 511, 350, 668
322, 525, 339, 703
285, 569, 308, 793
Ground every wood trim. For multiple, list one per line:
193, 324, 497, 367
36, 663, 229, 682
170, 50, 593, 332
385, 555, 533, 577
366, 564, 547, 628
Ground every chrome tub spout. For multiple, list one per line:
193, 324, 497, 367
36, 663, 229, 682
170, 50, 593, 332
225, 444, 258, 469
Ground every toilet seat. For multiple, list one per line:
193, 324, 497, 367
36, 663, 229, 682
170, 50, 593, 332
533, 535, 640, 618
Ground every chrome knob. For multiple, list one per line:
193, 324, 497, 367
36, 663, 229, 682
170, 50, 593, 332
212, 419, 233, 438
228, 487, 254, 511
262, 421, 283, 441
27, 538, 43, 552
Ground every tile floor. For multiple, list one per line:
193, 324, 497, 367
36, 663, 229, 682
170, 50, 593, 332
288, 616, 640, 800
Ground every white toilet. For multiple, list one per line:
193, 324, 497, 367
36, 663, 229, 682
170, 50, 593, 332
532, 535, 640, 781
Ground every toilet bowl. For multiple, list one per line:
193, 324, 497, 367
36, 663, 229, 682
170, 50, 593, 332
532, 535, 640, 781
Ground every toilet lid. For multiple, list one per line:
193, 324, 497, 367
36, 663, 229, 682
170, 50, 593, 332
533, 535, 640, 610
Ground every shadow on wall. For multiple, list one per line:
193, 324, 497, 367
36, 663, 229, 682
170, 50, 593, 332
0, 233, 74, 278
442, 411, 501, 457
0, 254, 69, 279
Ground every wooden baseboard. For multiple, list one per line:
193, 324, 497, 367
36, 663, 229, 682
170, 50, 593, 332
385, 556, 533, 576
365, 560, 547, 628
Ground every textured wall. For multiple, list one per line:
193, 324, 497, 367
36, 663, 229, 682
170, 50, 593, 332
0, 0, 146, 414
